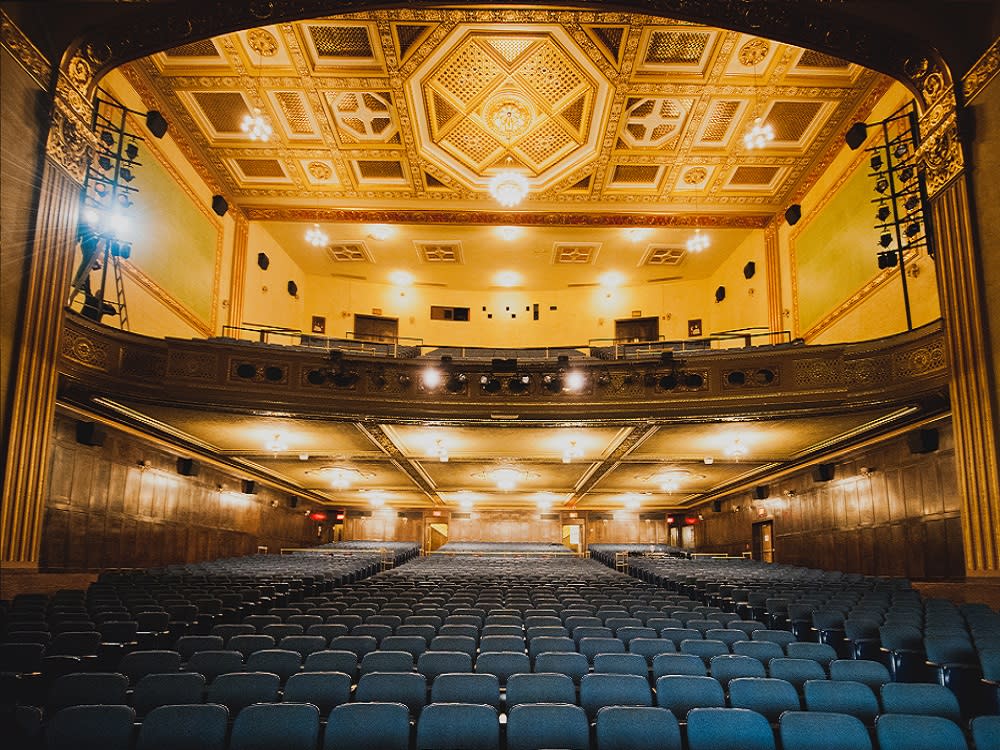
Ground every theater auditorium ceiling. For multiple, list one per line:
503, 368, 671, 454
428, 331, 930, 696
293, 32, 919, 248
118, 8, 891, 288
77, 7, 934, 514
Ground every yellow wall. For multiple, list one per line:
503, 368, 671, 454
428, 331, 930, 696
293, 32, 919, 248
240, 223, 307, 335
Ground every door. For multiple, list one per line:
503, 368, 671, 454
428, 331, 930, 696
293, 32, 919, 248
354, 314, 398, 342
562, 524, 582, 554
752, 520, 775, 563
615, 316, 659, 343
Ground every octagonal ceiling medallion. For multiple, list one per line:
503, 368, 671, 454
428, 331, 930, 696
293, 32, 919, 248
407, 24, 611, 191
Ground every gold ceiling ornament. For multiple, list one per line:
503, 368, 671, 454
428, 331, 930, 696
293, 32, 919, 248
305, 465, 375, 489
246, 28, 278, 57
307, 161, 332, 180
683, 167, 708, 185
738, 37, 770, 67
473, 463, 538, 491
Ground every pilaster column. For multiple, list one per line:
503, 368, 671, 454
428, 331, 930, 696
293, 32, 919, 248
227, 213, 248, 329
1, 158, 82, 566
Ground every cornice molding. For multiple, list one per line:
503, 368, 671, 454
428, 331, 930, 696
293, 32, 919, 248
961, 36, 1000, 106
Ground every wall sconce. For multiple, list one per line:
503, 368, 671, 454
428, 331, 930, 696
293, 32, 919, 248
859, 466, 876, 477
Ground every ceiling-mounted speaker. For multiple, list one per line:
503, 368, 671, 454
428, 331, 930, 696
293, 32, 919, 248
287, 280, 298, 297
715, 286, 726, 303
211, 194, 228, 216
257, 252, 269, 270
241, 480, 257, 495
75, 420, 106, 446
907, 428, 939, 454
743, 261, 756, 279
289, 496, 299, 509
145, 110, 168, 139
492, 357, 517, 371
176, 457, 199, 476
711, 500, 722, 513
751, 485, 770, 500
784, 204, 802, 226
812, 463, 835, 482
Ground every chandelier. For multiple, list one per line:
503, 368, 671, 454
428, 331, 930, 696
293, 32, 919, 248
488, 168, 530, 207
686, 228, 710, 253
743, 116, 775, 150
305, 224, 328, 247
561, 440, 583, 464
241, 42, 273, 142
265, 433, 287, 454
486, 95, 532, 207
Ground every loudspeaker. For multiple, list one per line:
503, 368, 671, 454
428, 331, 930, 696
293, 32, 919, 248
743, 261, 756, 279
287, 280, 298, 297
176, 457, 199, 476
289, 496, 299, 509
784, 204, 802, 226
491, 358, 517, 371
907, 428, 939, 454
715, 285, 726, 303
712, 500, 722, 513
241, 480, 257, 495
75, 420, 106, 446
145, 110, 168, 139
211, 195, 228, 217
751, 485, 770, 500
845, 121, 868, 150
812, 463, 835, 482
257, 252, 269, 270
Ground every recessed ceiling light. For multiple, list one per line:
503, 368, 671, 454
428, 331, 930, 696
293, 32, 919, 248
389, 270, 414, 287
494, 270, 521, 287
625, 228, 652, 242
496, 226, 522, 241
599, 271, 625, 289
369, 224, 394, 241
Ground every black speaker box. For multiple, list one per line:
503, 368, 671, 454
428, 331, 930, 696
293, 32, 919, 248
257, 252, 269, 270
712, 500, 722, 513
289, 496, 299, 508
751, 485, 770, 500
176, 457, 199, 476
784, 204, 802, 226
145, 110, 168, 139
211, 194, 228, 217
812, 463, 835, 482
907, 428, 939, 454
715, 286, 726, 303
241, 479, 257, 495
743, 261, 756, 279
75, 420, 106, 446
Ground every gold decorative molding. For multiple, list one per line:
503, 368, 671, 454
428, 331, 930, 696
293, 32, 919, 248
45, 99, 93, 184
764, 221, 783, 339
0, 9, 52, 88
962, 37, 1000, 105
228, 215, 249, 329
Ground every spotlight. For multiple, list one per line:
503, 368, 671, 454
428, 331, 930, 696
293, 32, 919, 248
877, 251, 899, 269
445, 373, 467, 393
100, 131, 116, 147
119, 167, 134, 183
480, 375, 502, 394
845, 121, 868, 150
876, 204, 891, 222
899, 166, 914, 182
564, 371, 585, 392
331, 370, 359, 387
869, 155, 883, 171
508, 375, 530, 394
542, 374, 562, 393
875, 178, 889, 194
116, 194, 133, 209
98, 155, 113, 171
893, 142, 908, 158
398, 374, 411, 388
372, 372, 387, 388
124, 142, 139, 161
421, 368, 442, 389
879, 232, 894, 248
597, 370, 612, 387
905, 222, 921, 238
658, 373, 678, 390
904, 195, 920, 212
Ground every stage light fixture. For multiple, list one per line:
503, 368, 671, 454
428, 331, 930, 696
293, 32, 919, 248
899, 166, 914, 182
508, 375, 530, 394
869, 155, 883, 171
875, 178, 889, 194
894, 142, 908, 158
876, 204, 891, 222
879, 232, 894, 248
480, 375, 502, 393
100, 131, 116, 147
98, 155, 113, 171
124, 141, 139, 161
904, 195, 920, 212
905, 221, 921, 237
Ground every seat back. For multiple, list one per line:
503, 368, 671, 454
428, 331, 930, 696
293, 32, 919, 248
415, 703, 499, 750
728, 677, 801, 722
44, 704, 135, 750
355, 671, 427, 717
686, 706, 777, 750
136, 704, 228, 750
283, 671, 351, 715
506, 703, 590, 750
880, 682, 962, 723
431, 672, 500, 710
533, 651, 589, 683
595, 705, 682, 750
779, 711, 872, 750
230, 702, 319, 750
875, 714, 969, 750
580, 672, 653, 720
131, 671, 206, 717
803, 679, 879, 725
506, 672, 575, 708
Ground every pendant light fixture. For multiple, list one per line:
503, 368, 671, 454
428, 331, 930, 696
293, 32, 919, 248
241, 33, 273, 142
742, 40, 774, 150
486, 96, 531, 207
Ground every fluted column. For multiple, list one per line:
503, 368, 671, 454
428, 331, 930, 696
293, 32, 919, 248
227, 213, 248, 329
764, 221, 784, 342
931, 177, 1000, 576
1, 158, 81, 567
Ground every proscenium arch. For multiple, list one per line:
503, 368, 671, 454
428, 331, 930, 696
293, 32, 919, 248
61, 0, 951, 108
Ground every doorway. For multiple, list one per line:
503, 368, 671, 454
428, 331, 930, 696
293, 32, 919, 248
562, 524, 582, 554
615, 316, 659, 343
752, 521, 775, 563
354, 314, 398, 342
426, 522, 448, 553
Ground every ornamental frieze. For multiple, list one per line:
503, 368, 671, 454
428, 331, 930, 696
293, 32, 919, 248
893, 340, 946, 378
62, 328, 113, 371
166, 351, 218, 380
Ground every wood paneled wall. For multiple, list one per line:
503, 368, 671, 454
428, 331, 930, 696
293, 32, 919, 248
694, 419, 965, 579
41, 413, 319, 571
